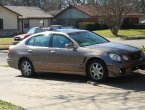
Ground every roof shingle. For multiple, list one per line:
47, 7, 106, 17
5, 6, 53, 18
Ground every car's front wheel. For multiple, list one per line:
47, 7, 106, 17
87, 59, 108, 82
20, 59, 35, 77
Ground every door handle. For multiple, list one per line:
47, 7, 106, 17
50, 51, 55, 54
28, 50, 32, 53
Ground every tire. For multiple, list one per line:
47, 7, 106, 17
20, 59, 35, 77
87, 59, 108, 82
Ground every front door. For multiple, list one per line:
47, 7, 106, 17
50, 34, 84, 73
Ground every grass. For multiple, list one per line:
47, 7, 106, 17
0, 38, 13, 45
95, 29, 145, 39
0, 45, 10, 49
0, 38, 12, 49
0, 100, 25, 110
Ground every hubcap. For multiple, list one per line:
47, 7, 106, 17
21, 61, 32, 76
90, 63, 104, 80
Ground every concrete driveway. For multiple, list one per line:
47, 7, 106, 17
0, 66, 145, 110
0, 50, 8, 66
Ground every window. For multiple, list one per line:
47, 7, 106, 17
26, 37, 35, 46
52, 34, 71, 48
33, 35, 50, 47
0, 19, 3, 29
24, 19, 29, 28
26, 35, 50, 47
27, 28, 44, 34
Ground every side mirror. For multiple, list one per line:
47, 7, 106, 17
65, 43, 77, 49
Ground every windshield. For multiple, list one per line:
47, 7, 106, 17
27, 28, 43, 34
69, 31, 109, 47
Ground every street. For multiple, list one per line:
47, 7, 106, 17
0, 39, 145, 110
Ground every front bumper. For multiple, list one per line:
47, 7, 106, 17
107, 58, 145, 77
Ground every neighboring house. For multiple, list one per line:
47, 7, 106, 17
6, 6, 53, 33
54, 5, 100, 27
0, 5, 21, 36
54, 5, 145, 28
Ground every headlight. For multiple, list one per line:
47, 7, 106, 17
122, 55, 129, 61
109, 53, 122, 61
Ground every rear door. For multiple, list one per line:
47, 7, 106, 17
26, 34, 51, 71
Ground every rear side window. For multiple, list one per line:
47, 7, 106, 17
34, 35, 50, 47
26, 35, 50, 47
26, 37, 35, 46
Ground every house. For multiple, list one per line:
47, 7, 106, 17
6, 6, 53, 33
54, 5, 145, 28
53, 5, 100, 27
0, 5, 21, 36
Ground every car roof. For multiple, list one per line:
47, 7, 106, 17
55, 29, 86, 34
26, 29, 87, 37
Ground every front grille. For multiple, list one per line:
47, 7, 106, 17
129, 51, 142, 60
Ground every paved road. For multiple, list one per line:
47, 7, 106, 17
0, 50, 8, 66
0, 67, 145, 110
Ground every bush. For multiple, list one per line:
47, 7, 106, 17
140, 45, 145, 53
121, 24, 145, 29
78, 22, 108, 31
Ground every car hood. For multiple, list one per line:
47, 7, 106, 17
86, 42, 140, 54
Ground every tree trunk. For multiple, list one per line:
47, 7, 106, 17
111, 26, 119, 36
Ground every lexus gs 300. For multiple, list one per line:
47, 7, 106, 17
7, 29, 145, 82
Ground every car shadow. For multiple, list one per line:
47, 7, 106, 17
17, 72, 88, 83
17, 71, 145, 91
104, 72, 145, 91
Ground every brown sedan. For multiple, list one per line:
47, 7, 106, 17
7, 29, 145, 82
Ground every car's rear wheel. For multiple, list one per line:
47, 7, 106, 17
20, 59, 35, 77
87, 60, 108, 82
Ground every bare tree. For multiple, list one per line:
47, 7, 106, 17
136, 0, 145, 13
96, 0, 136, 35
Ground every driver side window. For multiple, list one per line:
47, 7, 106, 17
52, 34, 72, 48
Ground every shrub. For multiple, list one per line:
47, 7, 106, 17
78, 22, 108, 31
140, 45, 145, 52
121, 24, 145, 29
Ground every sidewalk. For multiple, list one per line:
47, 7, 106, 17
108, 37, 145, 47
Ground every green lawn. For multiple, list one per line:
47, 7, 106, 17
0, 38, 12, 49
0, 100, 25, 110
95, 29, 145, 38
0, 38, 13, 45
